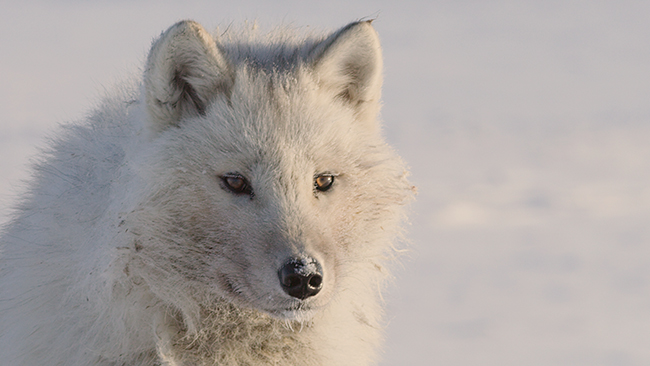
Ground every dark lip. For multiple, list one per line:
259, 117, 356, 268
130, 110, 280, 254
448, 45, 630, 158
263, 303, 309, 313
284, 305, 307, 313
262, 301, 318, 317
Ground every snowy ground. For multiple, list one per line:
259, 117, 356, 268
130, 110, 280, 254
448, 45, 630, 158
2, 1, 650, 365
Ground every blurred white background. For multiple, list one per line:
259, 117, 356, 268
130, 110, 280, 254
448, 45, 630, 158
2, 1, 650, 365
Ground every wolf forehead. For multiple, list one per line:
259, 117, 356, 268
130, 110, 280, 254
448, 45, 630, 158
144, 20, 383, 136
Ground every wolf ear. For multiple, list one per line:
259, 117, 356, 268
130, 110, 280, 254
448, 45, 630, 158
309, 21, 383, 123
144, 20, 233, 132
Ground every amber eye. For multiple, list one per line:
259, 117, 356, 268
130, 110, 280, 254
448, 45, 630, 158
314, 174, 335, 192
221, 174, 253, 196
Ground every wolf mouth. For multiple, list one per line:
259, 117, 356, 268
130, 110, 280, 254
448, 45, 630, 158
285, 302, 309, 312
271, 307, 317, 322
219, 276, 315, 315
254, 297, 322, 321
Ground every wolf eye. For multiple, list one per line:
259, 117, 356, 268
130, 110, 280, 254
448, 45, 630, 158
221, 174, 253, 196
314, 174, 335, 192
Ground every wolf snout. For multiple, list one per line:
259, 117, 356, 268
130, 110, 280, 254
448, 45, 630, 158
278, 258, 323, 300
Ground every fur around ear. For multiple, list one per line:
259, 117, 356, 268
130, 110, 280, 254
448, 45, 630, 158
309, 21, 383, 123
144, 20, 233, 132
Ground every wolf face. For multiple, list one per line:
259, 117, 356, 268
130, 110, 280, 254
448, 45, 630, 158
125, 20, 408, 323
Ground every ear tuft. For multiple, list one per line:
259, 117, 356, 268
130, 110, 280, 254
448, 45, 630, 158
144, 20, 233, 132
309, 21, 383, 122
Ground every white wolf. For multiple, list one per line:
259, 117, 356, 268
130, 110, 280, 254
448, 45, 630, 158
0, 20, 412, 365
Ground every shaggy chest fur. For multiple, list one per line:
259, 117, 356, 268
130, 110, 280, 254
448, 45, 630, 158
158, 303, 312, 366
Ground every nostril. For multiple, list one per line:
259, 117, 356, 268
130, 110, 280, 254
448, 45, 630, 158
278, 258, 324, 300
307, 274, 322, 289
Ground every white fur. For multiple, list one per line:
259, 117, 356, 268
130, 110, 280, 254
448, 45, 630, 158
0, 20, 413, 365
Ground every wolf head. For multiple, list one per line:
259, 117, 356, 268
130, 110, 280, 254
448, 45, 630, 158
127, 20, 410, 327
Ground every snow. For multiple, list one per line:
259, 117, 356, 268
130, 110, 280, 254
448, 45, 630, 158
2, 1, 650, 365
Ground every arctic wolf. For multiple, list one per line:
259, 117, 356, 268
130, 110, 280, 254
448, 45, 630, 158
0, 20, 412, 365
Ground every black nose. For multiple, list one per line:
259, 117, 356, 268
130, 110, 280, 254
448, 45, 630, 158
278, 258, 323, 300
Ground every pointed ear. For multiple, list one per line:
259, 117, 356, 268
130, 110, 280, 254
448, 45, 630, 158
144, 20, 233, 132
309, 21, 383, 122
